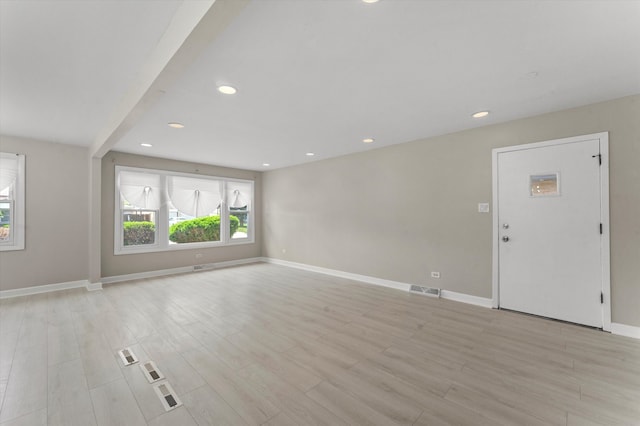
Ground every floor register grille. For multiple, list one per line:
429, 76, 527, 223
117, 348, 182, 412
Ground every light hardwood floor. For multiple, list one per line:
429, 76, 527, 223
0, 263, 638, 425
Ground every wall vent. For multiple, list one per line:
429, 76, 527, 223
154, 382, 182, 412
140, 361, 165, 383
193, 263, 216, 272
117, 348, 139, 366
410, 285, 441, 298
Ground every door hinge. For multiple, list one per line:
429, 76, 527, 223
592, 153, 602, 165
600, 292, 604, 304
600, 223, 603, 234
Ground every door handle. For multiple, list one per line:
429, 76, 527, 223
502, 236, 510, 242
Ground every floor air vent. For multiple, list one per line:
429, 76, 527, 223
154, 382, 182, 411
117, 348, 139, 366
410, 285, 441, 298
140, 361, 165, 383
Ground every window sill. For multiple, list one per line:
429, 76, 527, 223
114, 238, 255, 256
0, 244, 25, 252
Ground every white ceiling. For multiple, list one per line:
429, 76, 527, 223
1, 0, 639, 171
0, 0, 181, 145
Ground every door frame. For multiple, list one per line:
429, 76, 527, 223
491, 132, 611, 331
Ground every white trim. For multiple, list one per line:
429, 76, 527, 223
214, 257, 263, 269
86, 282, 103, 291
103, 266, 194, 284
263, 258, 411, 292
440, 289, 493, 308
610, 323, 640, 340
0, 280, 91, 299
599, 136, 611, 331
0, 258, 262, 297
492, 144, 500, 308
2, 261, 633, 339
101, 257, 263, 284
263, 258, 493, 308
492, 132, 611, 330
114, 165, 255, 256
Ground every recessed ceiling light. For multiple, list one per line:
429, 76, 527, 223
362, 138, 375, 143
217, 85, 237, 95
140, 143, 152, 147
168, 122, 184, 128
362, 0, 379, 3
262, 163, 270, 167
306, 152, 315, 156
472, 111, 490, 118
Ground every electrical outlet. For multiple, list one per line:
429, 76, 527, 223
195, 253, 203, 259
282, 248, 287, 254
431, 271, 441, 279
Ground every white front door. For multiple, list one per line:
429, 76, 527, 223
494, 133, 609, 328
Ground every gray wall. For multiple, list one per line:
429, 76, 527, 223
2, 96, 637, 328
0, 135, 89, 291
262, 95, 640, 327
101, 151, 262, 278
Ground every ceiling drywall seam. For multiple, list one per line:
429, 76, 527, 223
89, 0, 249, 159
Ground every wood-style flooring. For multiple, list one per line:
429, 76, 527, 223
0, 263, 638, 425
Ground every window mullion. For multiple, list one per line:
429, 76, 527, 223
220, 181, 229, 243
159, 174, 168, 249
114, 167, 122, 253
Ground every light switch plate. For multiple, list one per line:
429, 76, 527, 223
478, 203, 490, 213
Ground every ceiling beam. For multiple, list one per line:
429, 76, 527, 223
90, 0, 248, 159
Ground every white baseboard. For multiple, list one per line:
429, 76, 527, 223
101, 266, 193, 284
86, 282, 103, 291
264, 258, 640, 336
263, 257, 493, 308
101, 257, 264, 285
213, 257, 264, 269
440, 289, 493, 308
611, 323, 640, 339
0, 279, 92, 299
3, 260, 635, 341
0, 257, 262, 297
263, 258, 411, 292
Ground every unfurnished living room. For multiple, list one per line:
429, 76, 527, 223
0, 1, 639, 425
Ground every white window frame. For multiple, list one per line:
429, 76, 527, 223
0, 153, 25, 252
114, 166, 255, 255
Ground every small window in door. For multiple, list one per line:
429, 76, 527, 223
530, 173, 559, 196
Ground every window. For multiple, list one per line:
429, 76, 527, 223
119, 170, 160, 247
0, 152, 25, 251
167, 175, 222, 244
115, 166, 254, 254
228, 181, 252, 240
530, 173, 560, 197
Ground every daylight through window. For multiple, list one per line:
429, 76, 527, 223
0, 152, 25, 251
115, 166, 254, 254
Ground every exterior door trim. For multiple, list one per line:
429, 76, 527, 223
491, 132, 611, 331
